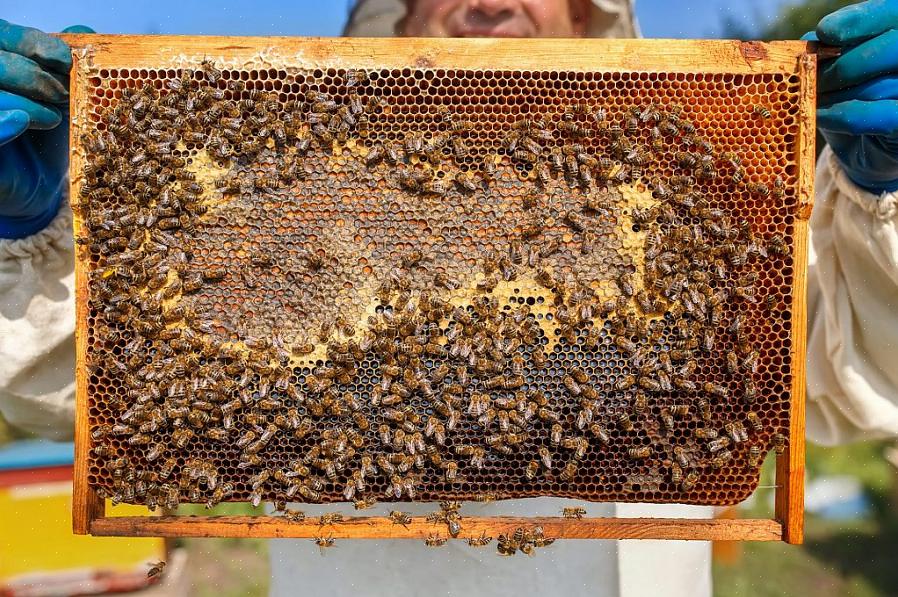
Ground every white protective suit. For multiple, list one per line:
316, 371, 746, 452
1, 1, 896, 595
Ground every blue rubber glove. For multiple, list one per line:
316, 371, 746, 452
804, 0, 898, 194
0, 20, 93, 239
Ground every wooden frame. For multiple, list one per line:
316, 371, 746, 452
63, 35, 814, 544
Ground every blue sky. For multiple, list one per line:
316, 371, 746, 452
9, 0, 797, 39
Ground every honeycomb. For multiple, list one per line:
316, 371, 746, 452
75, 58, 801, 511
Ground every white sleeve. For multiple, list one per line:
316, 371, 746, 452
0, 205, 77, 440
806, 147, 898, 445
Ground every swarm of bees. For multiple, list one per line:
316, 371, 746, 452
79, 59, 794, 554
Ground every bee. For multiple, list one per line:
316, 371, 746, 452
385, 142, 404, 165
313, 535, 336, 555
752, 104, 771, 119
538, 446, 553, 469
445, 461, 459, 481
564, 210, 585, 232
319, 513, 344, 526
719, 161, 742, 185
344, 69, 369, 87
743, 378, 757, 403
746, 411, 762, 433
454, 171, 478, 193
404, 132, 425, 155
726, 351, 739, 374
524, 460, 540, 481
748, 444, 762, 467
694, 427, 718, 440
747, 182, 770, 197
618, 412, 634, 432
562, 374, 582, 397
562, 507, 586, 519
425, 535, 448, 547
767, 233, 788, 257
628, 445, 652, 459
615, 375, 636, 391
681, 470, 699, 491
704, 382, 728, 398
617, 272, 635, 297
708, 436, 731, 453
147, 560, 166, 579
451, 137, 469, 161
773, 431, 787, 454
670, 462, 684, 484
365, 142, 385, 165
482, 153, 499, 180
284, 509, 307, 523
467, 532, 493, 547
389, 510, 413, 528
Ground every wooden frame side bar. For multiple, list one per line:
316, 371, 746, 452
58, 35, 810, 75
774, 52, 816, 545
70, 49, 105, 535
91, 515, 782, 541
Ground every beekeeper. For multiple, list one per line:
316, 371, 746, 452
1, 1, 896, 596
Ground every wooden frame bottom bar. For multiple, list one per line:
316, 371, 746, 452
91, 515, 782, 541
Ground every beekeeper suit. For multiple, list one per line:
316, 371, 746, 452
1, 0, 897, 595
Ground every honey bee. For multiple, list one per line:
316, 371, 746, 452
694, 427, 718, 440
313, 535, 336, 555
746, 411, 762, 433
389, 510, 413, 528
562, 507, 586, 519
618, 412, 634, 432
752, 104, 771, 119
524, 460, 540, 480
319, 513, 344, 526
562, 374, 582, 397
747, 182, 770, 197
773, 432, 787, 454
283, 509, 306, 523
404, 132, 425, 155
726, 351, 739, 374
748, 444, 762, 467
704, 382, 728, 398
767, 233, 788, 257
628, 446, 652, 459
454, 171, 478, 193
425, 535, 448, 547
467, 532, 493, 547
147, 560, 166, 579
681, 470, 699, 491
564, 210, 585, 232
451, 137, 469, 161
742, 378, 757, 403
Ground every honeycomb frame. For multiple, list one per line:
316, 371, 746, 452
64, 35, 815, 543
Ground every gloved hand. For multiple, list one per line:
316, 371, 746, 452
0, 20, 93, 239
805, 0, 898, 194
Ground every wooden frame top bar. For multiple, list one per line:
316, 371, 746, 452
61, 35, 810, 75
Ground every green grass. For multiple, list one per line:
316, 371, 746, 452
176, 503, 269, 597
715, 441, 898, 597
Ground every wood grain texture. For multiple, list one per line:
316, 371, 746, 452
91, 515, 782, 541
70, 50, 105, 536
65, 35, 812, 542
774, 52, 815, 546
58, 35, 811, 74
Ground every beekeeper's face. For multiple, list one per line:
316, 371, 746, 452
401, 0, 590, 38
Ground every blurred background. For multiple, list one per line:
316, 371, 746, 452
2, 1, 896, 596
